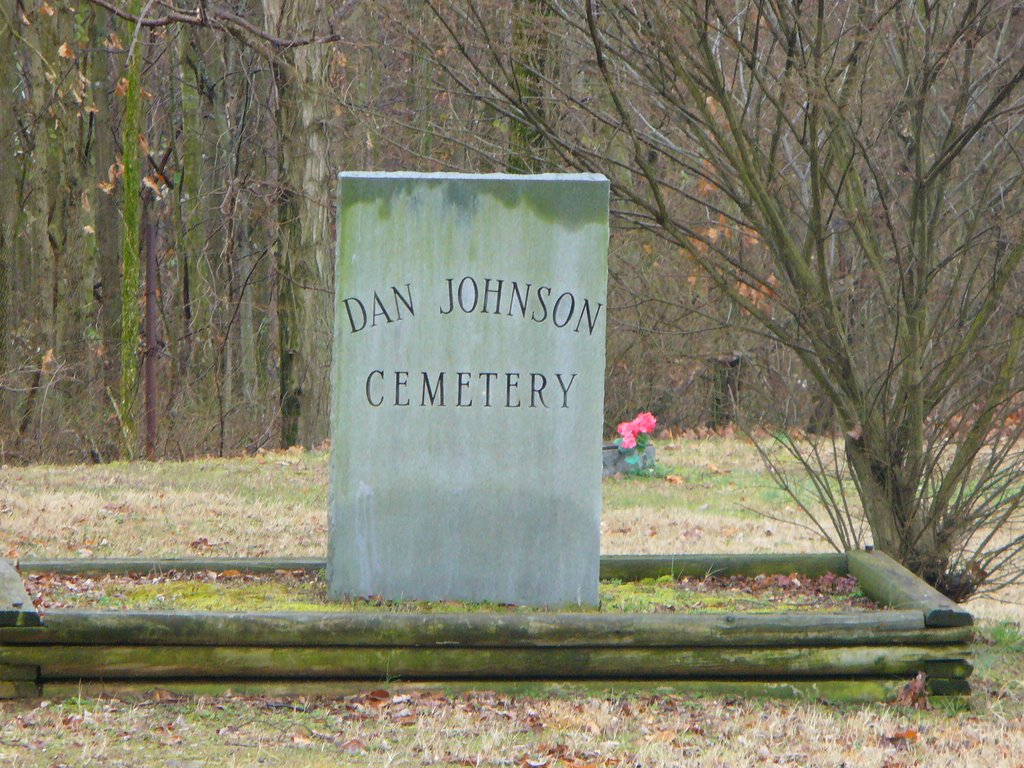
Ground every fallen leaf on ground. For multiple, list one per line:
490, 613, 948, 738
339, 737, 366, 753
883, 728, 920, 749
894, 672, 929, 709
189, 537, 217, 551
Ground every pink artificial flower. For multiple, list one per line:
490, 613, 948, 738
620, 432, 637, 450
617, 420, 637, 440
633, 412, 657, 434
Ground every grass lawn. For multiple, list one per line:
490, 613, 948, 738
0, 436, 1022, 767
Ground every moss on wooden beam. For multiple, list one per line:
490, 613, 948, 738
0, 643, 971, 681
0, 664, 38, 681
0, 608, 974, 649
600, 553, 848, 580
0, 554, 975, 700
18, 553, 849, 581
0, 681, 40, 699
17, 558, 328, 576
927, 678, 971, 696
847, 550, 973, 628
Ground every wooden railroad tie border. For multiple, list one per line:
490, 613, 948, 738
0, 560, 40, 628
0, 610, 974, 648
1, 552, 973, 700
847, 550, 973, 628
19, 554, 849, 580
0, 643, 973, 680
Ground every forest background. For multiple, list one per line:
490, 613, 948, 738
0, 0, 836, 463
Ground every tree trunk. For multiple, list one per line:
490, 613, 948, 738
0, 0, 16, 387
710, 353, 743, 429
175, 29, 212, 381
15, 4, 57, 453
507, 4, 550, 173
27, 17, 52, 352
119, 0, 144, 457
142, 194, 158, 460
213, 40, 236, 427
237, 211, 258, 400
264, 0, 334, 447
90, 15, 123, 401
844, 430, 945, 586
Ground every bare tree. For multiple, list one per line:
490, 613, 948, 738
263, 0, 337, 448
0, 0, 15, 383
424, 0, 1024, 598
85, 0, 353, 450
118, 0, 145, 455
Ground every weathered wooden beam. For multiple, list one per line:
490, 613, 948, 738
17, 553, 849, 581
599, 553, 848, 580
0, 560, 40, 627
17, 558, 327, 576
40, 677, 915, 703
0, 664, 38, 681
927, 678, 972, 696
923, 659, 974, 678
847, 550, 973, 628
0, 609, 974, 648
0, 643, 972, 681
0, 681, 40, 699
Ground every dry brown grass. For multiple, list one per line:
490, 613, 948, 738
602, 440, 827, 556
0, 686, 1022, 767
2, 437, 1020, 620
1, 436, 1022, 767
0, 439, 818, 559
0, 448, 329, 559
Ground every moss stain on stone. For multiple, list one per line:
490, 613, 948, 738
338, 173, 608, 231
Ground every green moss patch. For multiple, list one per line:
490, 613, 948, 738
605, 572, 876, 613
25, 570, 877, 614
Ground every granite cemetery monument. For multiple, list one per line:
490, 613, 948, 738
328, 172, 609, 606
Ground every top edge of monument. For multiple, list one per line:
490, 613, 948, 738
338, 171, 608, 183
